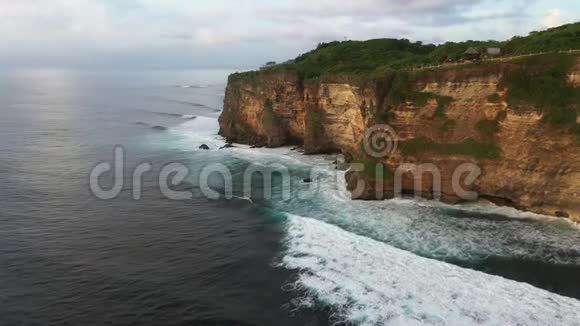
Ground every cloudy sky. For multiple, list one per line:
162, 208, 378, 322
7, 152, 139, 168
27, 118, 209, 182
0, 0, 578, 69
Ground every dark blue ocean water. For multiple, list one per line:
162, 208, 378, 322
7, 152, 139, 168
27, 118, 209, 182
0, 69, 329, 326
1, 69, 580, 325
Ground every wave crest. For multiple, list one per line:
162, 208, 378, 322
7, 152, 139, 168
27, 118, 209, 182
280, 213, 580, 325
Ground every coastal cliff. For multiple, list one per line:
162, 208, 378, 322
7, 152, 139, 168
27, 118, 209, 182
219, 19, 580, 220
219, 53, 580, 221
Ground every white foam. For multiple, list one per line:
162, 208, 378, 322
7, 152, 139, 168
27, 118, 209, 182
269, 165, 580, 265
191, 126, 580, 265
156, 115, 580, 323
281, 214, 580, 326
204, 137, 580, 265
169, 116, 225, 149
174, 84, 208, 89
166, 118, 580, 265
233, 195, 254, 204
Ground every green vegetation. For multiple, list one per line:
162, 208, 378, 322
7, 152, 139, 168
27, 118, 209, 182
234, 22, 579, 80
264, 99, 273, 110
487, 93, 502, 103
384, 71, 417, 105
504, 23, 580, 54
436, 95, 454, 108
495, 111, 508, 121
498, 54, 579, 125
383, 70, 454, 111
229, 22, 579, 144
304, 103, 326, 144
261, 99, 275, 129
474, 111, 509, 141
391, 90, 452, 111
358, 159, 394, 181
399, 91, 433, 106
475, 119, 500, 140
377, 111, 396, 124
368, 101, 376, 114
432, 105, 446, 119
401, 138, 500, 159
281, 39, 435, 79
229, 70, 261, 86
432, 95, 454, 118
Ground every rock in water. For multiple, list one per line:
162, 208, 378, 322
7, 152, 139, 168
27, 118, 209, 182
199, 144, 210, 150
220, 144, 235, 150
556, 211, 570, 218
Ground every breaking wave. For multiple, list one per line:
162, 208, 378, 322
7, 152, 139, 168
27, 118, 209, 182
172, 84, 211, 89
143, 111, 198, 119
134, 121, 168, 131
149, 97, 219, 112
168, 116, 225, 149
280, 213, 580, 325
163, 115, 580, 321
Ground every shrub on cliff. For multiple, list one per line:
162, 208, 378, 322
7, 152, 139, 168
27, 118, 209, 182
504, 23, 580, 54
261, 99, 275, 129
291, 38, 435, 78
498, 54, 579, 126
357, 159, 394, 181
475, 119, 500, 141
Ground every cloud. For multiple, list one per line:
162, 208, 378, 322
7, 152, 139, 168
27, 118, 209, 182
258, 0, 476, 19
543, 9, 563, 28
0, 0, 576, 68
0, 1, 112, 34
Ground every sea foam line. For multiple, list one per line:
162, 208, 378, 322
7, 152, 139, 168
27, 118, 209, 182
281, 214, 580, 326
168, 117, 580, 265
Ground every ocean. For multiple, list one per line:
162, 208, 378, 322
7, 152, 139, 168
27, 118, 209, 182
1, 68, 580, 325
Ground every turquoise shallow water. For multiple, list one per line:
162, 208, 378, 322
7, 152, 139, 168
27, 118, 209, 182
1, 68, 580, 325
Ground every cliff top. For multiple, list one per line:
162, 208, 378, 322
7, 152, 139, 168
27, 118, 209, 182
230, 22, 579, 81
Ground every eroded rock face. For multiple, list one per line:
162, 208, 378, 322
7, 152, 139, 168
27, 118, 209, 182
219, 73, 306, 147
219, 62, 580, 221
219, 74, 371, 154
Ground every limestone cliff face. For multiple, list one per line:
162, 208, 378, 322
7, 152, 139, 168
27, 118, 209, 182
219, 73, 306, 147
219, 62, 580, 221
219, 74, 371, 155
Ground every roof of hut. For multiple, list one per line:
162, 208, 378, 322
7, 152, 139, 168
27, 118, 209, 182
464, 47, 480, 55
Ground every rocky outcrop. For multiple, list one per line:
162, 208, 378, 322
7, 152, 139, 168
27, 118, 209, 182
219, 60, 580, 221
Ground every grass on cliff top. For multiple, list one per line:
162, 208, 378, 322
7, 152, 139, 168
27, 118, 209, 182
401, 138, 500, 159
498, 53, 579, 126
230, 22, 579, 81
